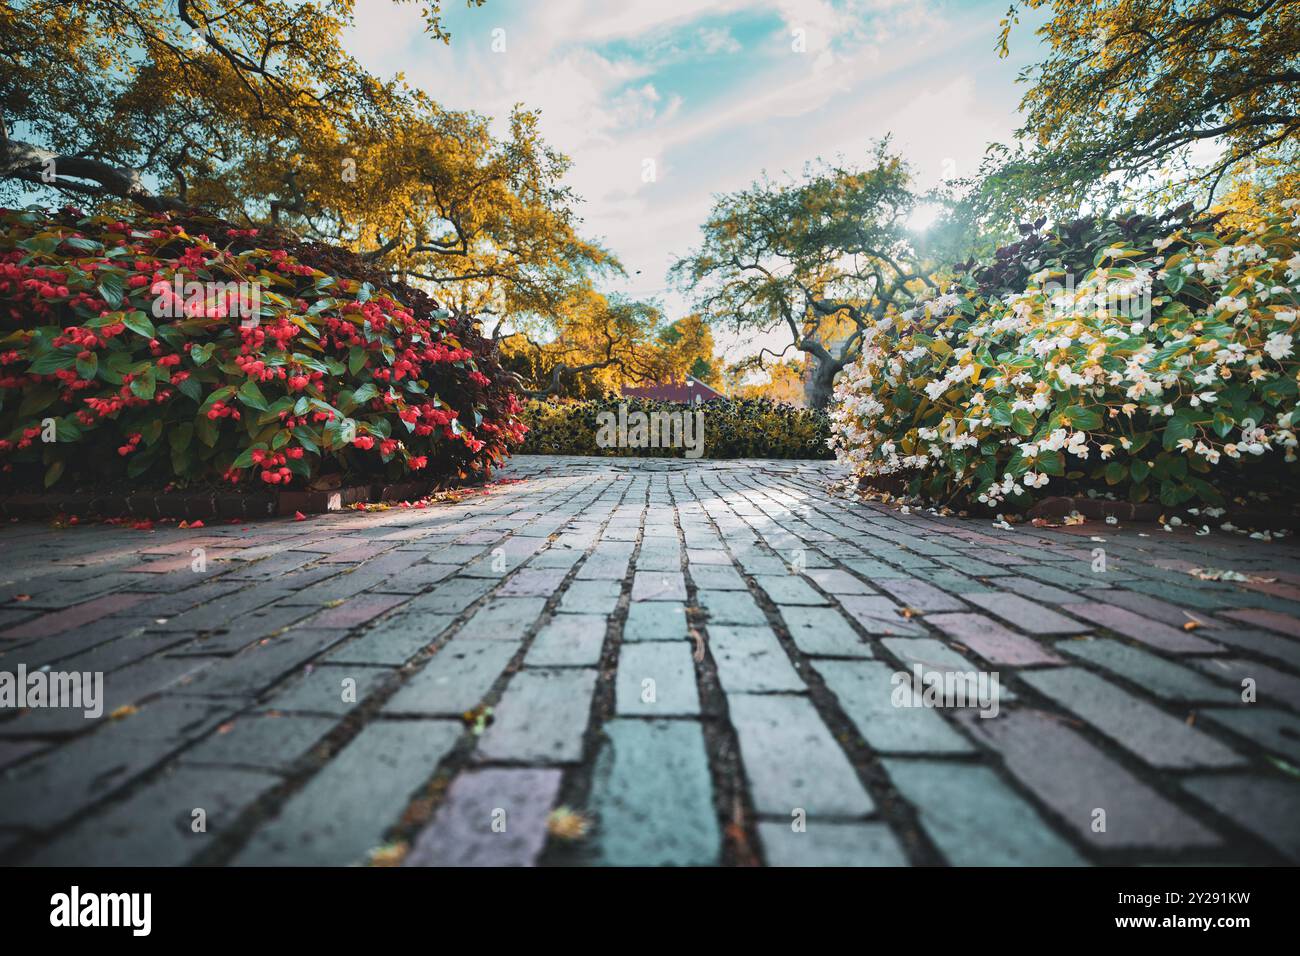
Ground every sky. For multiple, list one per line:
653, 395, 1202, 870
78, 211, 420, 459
343, 0, 1051, 361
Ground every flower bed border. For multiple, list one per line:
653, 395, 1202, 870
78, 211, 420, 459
1026, 495, 1300, 531
0, 477, 439, 520
1026, 496, 1163, 523
856, 478, 1299, 530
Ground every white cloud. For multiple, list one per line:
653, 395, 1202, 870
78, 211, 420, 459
698, 26, 742, 54
342, 0, 1038, 361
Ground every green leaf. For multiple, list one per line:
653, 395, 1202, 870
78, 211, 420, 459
1162, 412, 1197, 450
176, 375, 202, 402
1063, 406, 1102, 430
308, 397, 340, 417
75, 351, 98, 380
140, 418, 163, 446
169, 422, 194, 453
231, 444, 264, 469
195, 414, 219, 447
257, 397, 296, 424
97, 272, 125, 309
1010, 408, 1036, 436
28, 349, 76, 375
1260, 376, 1297, 406
18, 384, 59, 418
197, 385, 236, 414
292, 426, 319, 454
101, 351, 131, 385
246, 410, 266, 439
129, 373, 156, 401
43, 459, 64, 488
17, 236, 59, 255
53, 417, 82, 442
348, 346, 367, 376
170, 441, 190, 477
122, 310, 156, 339
236, 379, 270, 411
155, 324, 185, 350
1038, 448, 1064, 476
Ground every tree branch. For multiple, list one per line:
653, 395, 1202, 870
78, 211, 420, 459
1, 137, 185, 212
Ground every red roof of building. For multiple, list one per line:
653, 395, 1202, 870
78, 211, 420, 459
620, 376, 726, 403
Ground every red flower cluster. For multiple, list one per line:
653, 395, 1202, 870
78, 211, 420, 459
0, 207, 525, 492
250, 448, 292, 483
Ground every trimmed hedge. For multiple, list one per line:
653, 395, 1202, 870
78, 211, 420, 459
0, 207, 526, 491
831, 204, 1300, 509
521, 397, 833, 459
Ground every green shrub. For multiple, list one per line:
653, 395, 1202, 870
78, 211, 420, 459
0, 207, 526, 491
830, 204, 1300, 508
522, 397, 832, 459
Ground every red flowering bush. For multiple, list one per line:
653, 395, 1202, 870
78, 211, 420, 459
0, 207, 526, 490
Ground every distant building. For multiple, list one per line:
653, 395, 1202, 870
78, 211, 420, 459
620, 375, 726, 403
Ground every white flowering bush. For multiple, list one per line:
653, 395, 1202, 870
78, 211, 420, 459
831, 205, 1300, 509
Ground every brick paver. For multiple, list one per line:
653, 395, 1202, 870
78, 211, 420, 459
1, 454, 1298, 865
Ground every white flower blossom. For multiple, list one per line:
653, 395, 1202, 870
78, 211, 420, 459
1264, 331, 1294, 361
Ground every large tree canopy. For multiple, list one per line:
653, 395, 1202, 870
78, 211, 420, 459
498, 292, 719, 400
981, 0, 1300, 221
0, 0, 612, 331
671, 143, 940, 410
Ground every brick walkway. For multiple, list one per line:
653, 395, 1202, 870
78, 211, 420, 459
1, 455, 1298, 866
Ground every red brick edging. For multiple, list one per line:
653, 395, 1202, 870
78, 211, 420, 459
0, 478, 441, 521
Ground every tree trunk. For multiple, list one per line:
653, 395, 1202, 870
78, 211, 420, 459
805, 357, 841, 411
